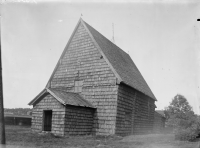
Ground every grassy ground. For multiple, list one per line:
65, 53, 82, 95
1, 125, 200, 148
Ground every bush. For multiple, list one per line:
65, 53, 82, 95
174, 117, 200, 141
175, 128, 197, 141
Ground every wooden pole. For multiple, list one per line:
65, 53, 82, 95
0, 15, 6, 144
197, 18, 200, 115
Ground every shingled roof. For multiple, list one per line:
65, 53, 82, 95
49, 88, 94, 108
28, 88, 95, 108
83, 20, 156, 101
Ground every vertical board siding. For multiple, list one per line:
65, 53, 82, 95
50, 23, 118, 135
64, 105, 95, 135
116, 84, 155, 136
31, 94, 66, 136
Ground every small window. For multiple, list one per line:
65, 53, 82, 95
74, 80, 83, 93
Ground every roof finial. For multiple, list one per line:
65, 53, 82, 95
81, 13, 83, 18
112, 23, 115, 44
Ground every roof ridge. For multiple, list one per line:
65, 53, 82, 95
83, 20, 130, 57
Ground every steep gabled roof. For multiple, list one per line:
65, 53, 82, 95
82, 20, 156, 101
28, 88, 95, 108
44, 18, 156, 101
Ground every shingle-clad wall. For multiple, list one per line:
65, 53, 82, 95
116, 84, 155, 136
115, 84, 136, 136
64, 105, 95, 135
50, 23, 118, 135
31, 94, 65, 136
133, 91, 155, 134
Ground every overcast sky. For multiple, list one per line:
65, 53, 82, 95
1, 0, 200, 114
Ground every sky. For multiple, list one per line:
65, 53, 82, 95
0, 0, 200, 114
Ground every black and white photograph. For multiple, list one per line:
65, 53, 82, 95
0, 0, 200, 147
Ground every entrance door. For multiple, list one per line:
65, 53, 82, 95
43, 110, 52, 131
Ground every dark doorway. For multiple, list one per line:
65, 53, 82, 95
43, 110, 52, 131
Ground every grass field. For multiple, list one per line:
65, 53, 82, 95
1, 125, 200, 148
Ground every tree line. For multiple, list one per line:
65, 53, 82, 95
4, 108, 32, 116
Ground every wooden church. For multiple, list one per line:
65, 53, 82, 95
28, 18, 157, 136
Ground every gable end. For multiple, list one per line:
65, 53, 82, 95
45, 18, 122, 88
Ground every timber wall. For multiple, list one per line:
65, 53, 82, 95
4, 116, 31, 126
153, 112, 166, 133
31, 94, 65, 136
50, 23, 118, 135
64, 105, 95, 135
116, 84, 155, 136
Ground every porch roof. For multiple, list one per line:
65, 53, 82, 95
28, 88, 95, 108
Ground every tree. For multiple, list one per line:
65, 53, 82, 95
164, 94, 194, 128
165, 94, 200, 141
